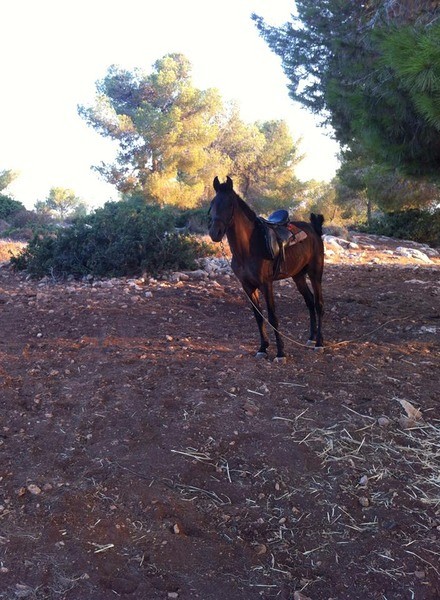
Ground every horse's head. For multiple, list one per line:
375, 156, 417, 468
208, 176, 236, 242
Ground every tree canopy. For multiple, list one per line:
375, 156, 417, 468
253, 2, 440, 179
212, 107, 304, 212
0, 169, 25, 221
79, 54, 224, 207
79, 53, 303, 211
0, 169, 19, 193
35, 187, 87, 221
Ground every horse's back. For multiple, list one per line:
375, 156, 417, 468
282, 218, 324, 278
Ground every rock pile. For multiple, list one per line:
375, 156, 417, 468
322, 233, 438, 264
394, 247, 435, 263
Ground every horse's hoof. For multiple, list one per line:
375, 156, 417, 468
255, 352, 268, 360
314, 345, 324, 353
273, 356, 287, 364
306, 339, 316, 348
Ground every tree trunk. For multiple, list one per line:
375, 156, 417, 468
367, 196, 372, 226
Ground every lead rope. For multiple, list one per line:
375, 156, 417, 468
218, 241, 409, 350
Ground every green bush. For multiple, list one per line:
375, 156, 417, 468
0, 195, 25, 220
0, 209, 56, 241
362, 209, 440, 247
175, 206, 210, 233
11, 201, 213, 278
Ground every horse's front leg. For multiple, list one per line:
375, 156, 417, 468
243, 283, 270, 358
261, 282, 286, 361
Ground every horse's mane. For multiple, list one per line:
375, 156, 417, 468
235, 193, 258, 223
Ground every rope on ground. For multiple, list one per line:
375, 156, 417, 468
243, 284, 411, 350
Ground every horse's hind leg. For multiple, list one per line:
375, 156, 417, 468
309, 271, 324, 348
293, 274, 317, 346
243, 283, 270, 358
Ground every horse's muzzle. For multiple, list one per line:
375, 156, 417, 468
208, 222, 225, 242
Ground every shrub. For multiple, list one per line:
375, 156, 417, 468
0, 195, 25, 220
0, 209, 56, 241
175, 206, 210, 233
9, 209, 53, 230
322, 224, 351, 239
11, 201, 213, 278
362, 209, 440, 247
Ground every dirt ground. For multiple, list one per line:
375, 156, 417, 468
0, 236, 439, 600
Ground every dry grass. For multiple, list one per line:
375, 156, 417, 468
0, 239, 26, 262
168, 400, 440, 594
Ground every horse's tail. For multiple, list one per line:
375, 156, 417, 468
310, 213, 324, 237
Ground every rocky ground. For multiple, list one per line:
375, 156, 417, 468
0, 233, 439, 600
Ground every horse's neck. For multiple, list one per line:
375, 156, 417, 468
226, 203, 256, 259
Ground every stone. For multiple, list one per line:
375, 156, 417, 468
323, 235, 344, 250
419, 325, 437, 334
395, 247, 432, 263
255, 543, 267, 555
293, 592, 313, 600
186, 269, 208, 280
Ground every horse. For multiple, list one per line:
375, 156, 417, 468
208, 176, 325, 362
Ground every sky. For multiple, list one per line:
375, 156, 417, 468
1, 0, 340, 210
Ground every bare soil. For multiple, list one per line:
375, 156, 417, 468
1, 237, 439, 600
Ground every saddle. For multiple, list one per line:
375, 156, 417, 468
259, 210, 307, 276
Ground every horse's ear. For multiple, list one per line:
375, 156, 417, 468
213, 176, 220, 191
225, 176, 233, 190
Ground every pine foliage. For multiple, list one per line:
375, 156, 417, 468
253, 2, 440, 178
79, 54, 304, 212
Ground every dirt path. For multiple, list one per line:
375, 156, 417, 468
0, 238, 439, 600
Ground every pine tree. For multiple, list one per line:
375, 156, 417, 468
253, 2, 440, 178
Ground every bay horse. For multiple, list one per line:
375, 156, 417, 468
208, 176, 325, 361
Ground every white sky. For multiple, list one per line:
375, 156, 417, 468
1, 0, 340, 209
